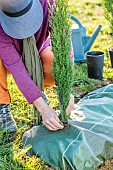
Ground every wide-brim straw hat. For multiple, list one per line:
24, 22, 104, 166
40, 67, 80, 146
0, 0, 43, 39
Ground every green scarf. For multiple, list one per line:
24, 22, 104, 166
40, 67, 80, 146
22, 35, 44, 125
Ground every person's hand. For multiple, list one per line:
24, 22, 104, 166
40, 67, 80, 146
66, 94, 75, 114
33, 97, 64, 131
42, 106, 64, 131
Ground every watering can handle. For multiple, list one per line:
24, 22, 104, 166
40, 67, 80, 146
69, 14, 83, 28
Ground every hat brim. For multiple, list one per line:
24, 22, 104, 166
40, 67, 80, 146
0, 0, 43, 39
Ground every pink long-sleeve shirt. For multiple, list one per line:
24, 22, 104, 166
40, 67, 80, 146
0, 0, 53, 104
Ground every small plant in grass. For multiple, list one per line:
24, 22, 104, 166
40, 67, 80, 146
102, 0, 113, 36
49, 0, 73, 124
102, 0, 113, 68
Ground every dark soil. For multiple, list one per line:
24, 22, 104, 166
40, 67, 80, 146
99, 159, 113, 170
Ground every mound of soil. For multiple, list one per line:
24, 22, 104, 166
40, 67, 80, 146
99, 160, 113, 170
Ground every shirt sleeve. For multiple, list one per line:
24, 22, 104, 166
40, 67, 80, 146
39, 37, 51, 53
0, 29, 42, 104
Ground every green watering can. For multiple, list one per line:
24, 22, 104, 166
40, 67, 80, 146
70, 14, 102, 62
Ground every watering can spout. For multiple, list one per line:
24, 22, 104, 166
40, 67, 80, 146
84, 25, 102, 53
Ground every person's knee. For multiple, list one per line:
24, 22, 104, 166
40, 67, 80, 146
40, 46, 55, 87
40, 46, 54, 75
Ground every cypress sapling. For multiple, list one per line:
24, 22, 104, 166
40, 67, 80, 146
49, 0, 74, 124
102, 0, 113, 36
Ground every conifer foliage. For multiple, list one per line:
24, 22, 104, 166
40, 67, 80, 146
49, 0, 73, 123
103, 0, 113, 35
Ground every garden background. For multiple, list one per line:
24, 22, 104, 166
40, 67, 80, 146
0, 0, 113, 169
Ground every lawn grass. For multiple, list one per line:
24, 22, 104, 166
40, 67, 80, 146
0, 0, 113, 169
